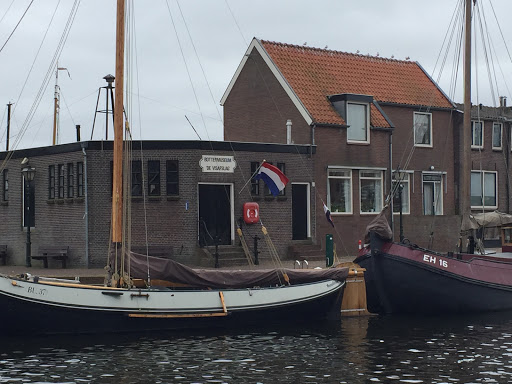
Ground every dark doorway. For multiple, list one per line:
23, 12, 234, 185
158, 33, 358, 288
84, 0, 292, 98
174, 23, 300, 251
199, 184, 231, 246
292, 184, 308, 240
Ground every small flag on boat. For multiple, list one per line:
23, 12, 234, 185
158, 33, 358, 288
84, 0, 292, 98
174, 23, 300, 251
255, 162, 289, 196
323, 203, 335, 227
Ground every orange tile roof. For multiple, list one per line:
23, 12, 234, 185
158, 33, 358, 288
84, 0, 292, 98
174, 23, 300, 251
260, 40, 453, 126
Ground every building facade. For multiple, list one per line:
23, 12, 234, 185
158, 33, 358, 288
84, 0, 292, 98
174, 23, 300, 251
0, 140, 314, 268
222, 39, 463, 255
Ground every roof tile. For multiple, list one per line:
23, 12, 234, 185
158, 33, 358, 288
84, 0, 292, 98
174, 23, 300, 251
261, 40, 453, 126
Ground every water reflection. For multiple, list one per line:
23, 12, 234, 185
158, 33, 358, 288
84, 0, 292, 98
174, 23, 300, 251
1, 313, 512, 383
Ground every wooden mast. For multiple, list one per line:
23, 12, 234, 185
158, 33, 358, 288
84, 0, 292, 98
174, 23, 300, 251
461, 0, 472, 228
112, 0, 125, 244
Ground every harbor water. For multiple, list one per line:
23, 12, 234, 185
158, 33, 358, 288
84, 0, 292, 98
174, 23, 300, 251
1, 312, 512, 383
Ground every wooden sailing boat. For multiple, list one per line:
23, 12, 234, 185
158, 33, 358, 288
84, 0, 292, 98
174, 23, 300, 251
354, 0, 512, 315
0, 0, 347, 335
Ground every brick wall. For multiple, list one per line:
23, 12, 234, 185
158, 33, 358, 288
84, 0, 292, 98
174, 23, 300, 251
223, 47, 312, 145
0, 141, 314, 267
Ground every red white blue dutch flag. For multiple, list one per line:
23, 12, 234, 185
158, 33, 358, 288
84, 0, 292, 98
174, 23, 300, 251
255, 162, 289, 196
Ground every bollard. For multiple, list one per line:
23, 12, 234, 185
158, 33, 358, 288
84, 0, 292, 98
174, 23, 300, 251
326, 234, 333, 267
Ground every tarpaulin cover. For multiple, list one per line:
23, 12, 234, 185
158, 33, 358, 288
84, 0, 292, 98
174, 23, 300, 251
462, 211, 512, 231
364, 208, 393, 243
127, 252, 348, 289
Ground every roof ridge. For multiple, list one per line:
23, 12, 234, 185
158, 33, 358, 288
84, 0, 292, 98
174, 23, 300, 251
260, 39, 414, 64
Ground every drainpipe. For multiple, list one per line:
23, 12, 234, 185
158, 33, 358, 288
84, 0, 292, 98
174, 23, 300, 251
81, 143, 89, 267
286, 119, 292, 144
389, 131, 394, 239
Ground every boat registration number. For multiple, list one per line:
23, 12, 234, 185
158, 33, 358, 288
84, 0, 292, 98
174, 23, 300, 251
423, 254, 448, 268
27, 286, 48, 296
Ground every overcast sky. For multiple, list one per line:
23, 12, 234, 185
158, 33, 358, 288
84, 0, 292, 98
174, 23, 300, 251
1, 0, 511, 150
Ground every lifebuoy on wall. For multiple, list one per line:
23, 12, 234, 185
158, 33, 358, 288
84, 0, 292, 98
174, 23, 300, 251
243, 202, 259, 224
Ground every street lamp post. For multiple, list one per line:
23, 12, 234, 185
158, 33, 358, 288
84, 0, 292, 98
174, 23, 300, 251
21, 165, 36, 267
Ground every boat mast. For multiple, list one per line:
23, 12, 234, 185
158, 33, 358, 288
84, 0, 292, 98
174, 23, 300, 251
461, 0, 472, 227
112, 0, 125, 244
52, 65, 69, 146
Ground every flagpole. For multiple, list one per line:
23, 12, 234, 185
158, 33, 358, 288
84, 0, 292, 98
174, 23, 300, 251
238, 160, 266, 195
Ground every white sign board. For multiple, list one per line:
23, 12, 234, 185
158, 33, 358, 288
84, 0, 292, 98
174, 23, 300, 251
199, 155, 237, 173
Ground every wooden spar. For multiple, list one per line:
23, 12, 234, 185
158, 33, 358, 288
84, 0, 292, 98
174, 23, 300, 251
461, 0, 472, 225
112, 0, 126, 243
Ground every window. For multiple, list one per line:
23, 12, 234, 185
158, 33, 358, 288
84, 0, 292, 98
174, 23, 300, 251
48, 165, 55, 199
472, 121, 483, 148
413, 112, 432, 147
2, 169, 7, 202
423, 173, 443, 215
131, 160, 142, 197
392, 172, 410, 214
346, 102, 369, 143
277, 163, 286, 196
166, 160, 179, 196
250, 162, 260, 196
77, 162, 84, 197
57, 164, 65, 198
148, 160, 160, 196
493, 122, 502, 150
328, 168, 352, 214
471, 171, 497, 209
360, 170, 383, 214
67, 163, 74, 198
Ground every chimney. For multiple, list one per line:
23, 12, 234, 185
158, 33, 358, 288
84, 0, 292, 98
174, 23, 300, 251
500, 96, 507, 108
76, 125, 81, 141
286, 119, 292, 144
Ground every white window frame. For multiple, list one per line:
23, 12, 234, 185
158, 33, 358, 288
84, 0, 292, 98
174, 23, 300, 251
327, 168, 353, 215
346, 102, 370, 144
413, 112, 433, 148
471, 120, 484, 149
422, 172, 444, 215
359, 170, 383, 215
470, 170, 498, 209
392, 172, 411, 215
492, 122, 502, 150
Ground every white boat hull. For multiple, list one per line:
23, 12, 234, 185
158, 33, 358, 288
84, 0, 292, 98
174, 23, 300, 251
0, 275, 345, 334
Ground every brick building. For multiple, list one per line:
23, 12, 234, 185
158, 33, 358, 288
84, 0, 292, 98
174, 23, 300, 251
222, 39, 462, 255
0, 140, 314, 268
456, 101, 512, 230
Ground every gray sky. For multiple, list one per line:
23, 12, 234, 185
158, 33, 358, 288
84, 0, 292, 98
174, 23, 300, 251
1, 0, 511, 150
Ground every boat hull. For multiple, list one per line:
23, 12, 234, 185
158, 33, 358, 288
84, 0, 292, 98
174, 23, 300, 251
355, 238, 512, 315
0, 276, 344, 335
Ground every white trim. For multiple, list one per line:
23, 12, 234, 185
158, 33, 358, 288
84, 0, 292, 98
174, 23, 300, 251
220, 38, 313, 126
197, 182, 235, 244
421, 172, 444, 215
328, 165, 387, 171
291, 182, 311, 238
327, 168, 353, 215
492, 122, 503, 150
392, 172, 410, 215
359, 169, 383, 215
470, 170, 498, 210
413, 112, 433, 148
471, 120, 484, 149
346, 102, 370, 144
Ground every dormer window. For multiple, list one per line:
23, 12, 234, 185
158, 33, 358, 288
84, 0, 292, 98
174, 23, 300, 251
347, 102, 369, 143
328, 94, 372, 144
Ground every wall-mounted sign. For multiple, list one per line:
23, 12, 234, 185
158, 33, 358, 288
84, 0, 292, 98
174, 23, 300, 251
199, 155, 237, 173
